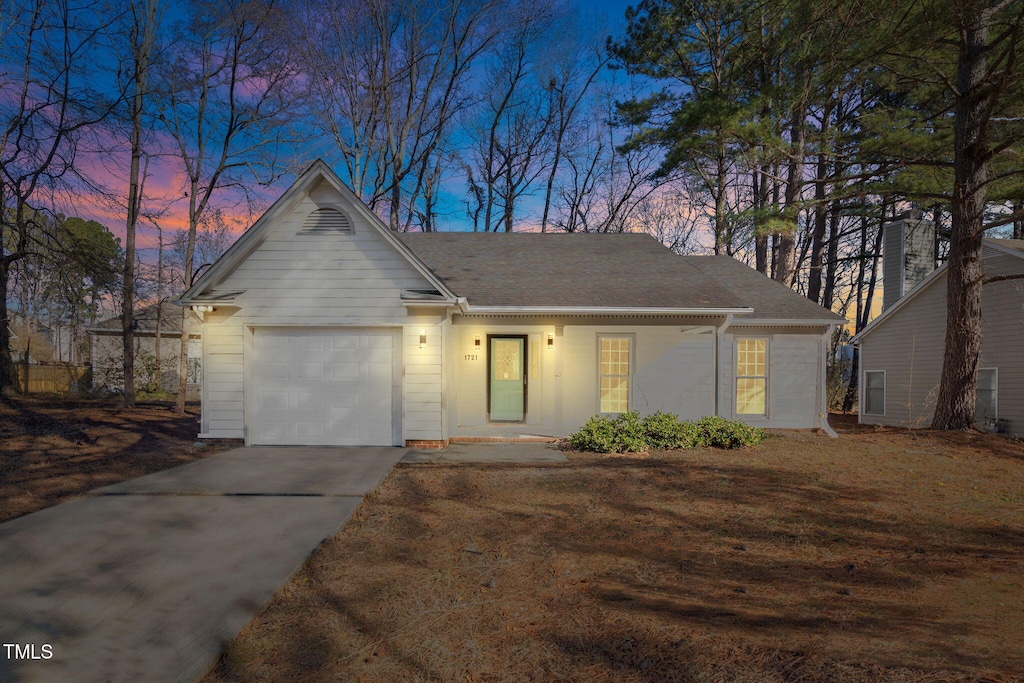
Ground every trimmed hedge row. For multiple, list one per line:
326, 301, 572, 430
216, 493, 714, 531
567, 411, 765, 453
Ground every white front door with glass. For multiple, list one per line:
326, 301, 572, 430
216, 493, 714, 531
489, 336, 525, 421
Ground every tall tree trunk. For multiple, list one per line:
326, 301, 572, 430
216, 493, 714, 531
843, 209, 885, 413
121, 0, 158, 409
1013, 200, 1023, 239
0, 260, 14, 395
713, 135, 728, 254
175, 188, 199, 414
822, 199, 841, 310
754, 167, 769, 273
807, 108, 832, 303
931, 13, 990, 430
775, 108, 806, 287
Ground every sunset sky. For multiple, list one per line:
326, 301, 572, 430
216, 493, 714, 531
74, 0, 644, 264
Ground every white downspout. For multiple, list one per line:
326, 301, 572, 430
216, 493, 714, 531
820, 325, 838, 438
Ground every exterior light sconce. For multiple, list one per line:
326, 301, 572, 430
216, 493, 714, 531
474, 334, 481, 348
547, 334, 554, 349
192, 305, 215, 313
419, 330, 427, 349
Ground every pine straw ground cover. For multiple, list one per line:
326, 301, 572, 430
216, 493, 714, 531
0, 395, 223, 522
204, 426, 1024, 682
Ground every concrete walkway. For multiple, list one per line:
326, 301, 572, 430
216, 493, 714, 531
402, 441, 568, 464
0, 446, 405, 683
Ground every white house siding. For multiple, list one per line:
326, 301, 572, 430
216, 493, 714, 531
404, 314, 446, 442
860, 250, 1024, 434
449, 318, 718, 438
197, 179, 440, 442
721, 326, 825, 429
201, 311, 245, 437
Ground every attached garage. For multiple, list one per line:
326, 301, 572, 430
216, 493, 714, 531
248, 328, 401, 446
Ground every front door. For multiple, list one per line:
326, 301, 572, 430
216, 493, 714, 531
489, 336, 526, 421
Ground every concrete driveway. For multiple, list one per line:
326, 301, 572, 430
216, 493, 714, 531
0, 446, 405, 683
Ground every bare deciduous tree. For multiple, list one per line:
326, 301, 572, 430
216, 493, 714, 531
1, 0, 117, 394
157, 0, 300, 413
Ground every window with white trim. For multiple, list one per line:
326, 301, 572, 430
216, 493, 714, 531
864, 370, 885, 416
599, 336, 632, 414
975, 368, 997, 421
735, 338, 768, 416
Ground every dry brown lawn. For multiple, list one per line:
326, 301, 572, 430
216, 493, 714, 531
201, 421, 1024, 682
0, 395, 225, 522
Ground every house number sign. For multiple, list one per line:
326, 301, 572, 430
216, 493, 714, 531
464, 354, 479, 361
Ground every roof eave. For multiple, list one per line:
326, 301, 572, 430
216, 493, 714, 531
401, 299, 459, 308
728, 318, 843, 327
459, 305, 754, 316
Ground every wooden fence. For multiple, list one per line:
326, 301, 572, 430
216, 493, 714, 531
16, 364, 90, 394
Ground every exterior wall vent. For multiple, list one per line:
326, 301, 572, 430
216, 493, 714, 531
301, 207, 353, 233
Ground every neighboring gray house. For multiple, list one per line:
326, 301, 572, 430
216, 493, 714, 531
179, 160, 844, 447
89, 301, 202, 399
852, 218, 1024, 435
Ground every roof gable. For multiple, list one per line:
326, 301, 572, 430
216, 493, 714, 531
852, 237, 1024, 343
179, 160, 454, 304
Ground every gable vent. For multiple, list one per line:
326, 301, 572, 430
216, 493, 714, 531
301, 207, 353, 233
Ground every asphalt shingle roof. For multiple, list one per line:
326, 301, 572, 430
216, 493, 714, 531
988, 238, 1024, 254
400, 232, 842, 321
681, 255, 845, 321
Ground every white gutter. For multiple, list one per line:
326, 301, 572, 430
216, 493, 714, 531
459, 305, 753, 316
728, 318, 843, 327
400, 299, 458, 308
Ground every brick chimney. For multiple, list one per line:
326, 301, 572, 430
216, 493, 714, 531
882, 212, 937, 311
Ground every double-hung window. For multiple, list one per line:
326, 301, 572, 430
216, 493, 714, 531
599, 336, 632, 414
735, 338, 768, 416
864, 371, 885, 416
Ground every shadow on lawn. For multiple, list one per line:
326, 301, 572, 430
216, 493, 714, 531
0, 398, 209, 522
205, 453, 1023, 682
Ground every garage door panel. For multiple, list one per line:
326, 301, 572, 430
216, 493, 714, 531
295, 362, 326, 380
331, 362, 360, 380
250, 329, 396, 446
260, 362, 290, 380
258, 391, 290, 411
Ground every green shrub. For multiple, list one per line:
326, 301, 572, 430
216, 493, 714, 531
566, 411, 765, 452
695, 416, 765, 449
677, 419, 708, 448
613, 410, 648, 452
641, 411, 686, 450
567, 415, 620, 453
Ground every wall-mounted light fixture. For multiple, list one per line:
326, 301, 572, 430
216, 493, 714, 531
419, 330, 427, 349
474, 334, 481, 348
547, 333, 554, 349
192, 305, 215, 313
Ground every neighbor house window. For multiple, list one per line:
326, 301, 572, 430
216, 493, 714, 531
975, 368, 998, 421
735, 338, 768, 416
599, 336, 632, 413
864, 370, 885, 416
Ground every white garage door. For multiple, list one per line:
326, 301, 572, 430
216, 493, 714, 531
249, 329, 396, 446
